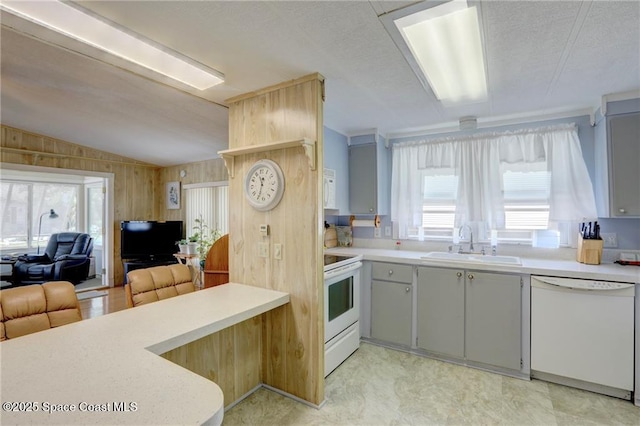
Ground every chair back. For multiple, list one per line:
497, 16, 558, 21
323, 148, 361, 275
46, 232, 93, 261
204, 234, 229, 288
125, 264, 195, 308
0, 281, 82, 341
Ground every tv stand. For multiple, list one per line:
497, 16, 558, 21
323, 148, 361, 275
123, 258, 178, 283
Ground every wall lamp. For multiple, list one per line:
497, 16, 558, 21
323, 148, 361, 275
1, 0, 224, 91
37, 209, 59, 254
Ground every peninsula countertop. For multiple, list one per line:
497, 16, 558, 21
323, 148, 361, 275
0, 283, 290, 425
325, 247, 640, 283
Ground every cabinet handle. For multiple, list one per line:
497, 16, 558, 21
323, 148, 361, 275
467, 273, 474, 280
388, 270, 393, 275
619, 208, 626, 214
369, 208, 374, 213
405, 287, 410, 293
456, 272, 463, 278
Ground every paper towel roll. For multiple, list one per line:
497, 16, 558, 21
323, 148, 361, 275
350, 215, 381, 228
351, 219, 376, 227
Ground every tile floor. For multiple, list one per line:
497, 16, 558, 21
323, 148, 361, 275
224, 342, 639, 425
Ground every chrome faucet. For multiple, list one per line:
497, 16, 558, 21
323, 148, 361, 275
459, 225, 474, 252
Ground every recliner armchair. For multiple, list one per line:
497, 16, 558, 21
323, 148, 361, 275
12, 232, 93, 286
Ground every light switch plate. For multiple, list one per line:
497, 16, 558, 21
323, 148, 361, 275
274, 243, 282, 260
258, 242, 269, 258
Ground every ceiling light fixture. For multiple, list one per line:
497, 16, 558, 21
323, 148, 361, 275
1, 0, 224, 90
381, 0, 488, 105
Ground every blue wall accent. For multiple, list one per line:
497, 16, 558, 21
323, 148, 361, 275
324, 113, 639, 249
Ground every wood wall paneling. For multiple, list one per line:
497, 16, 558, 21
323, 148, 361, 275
1, 125, 228, 284
227, 73, 325, 405
160, 317, 262, 407
2, 72, 324, 407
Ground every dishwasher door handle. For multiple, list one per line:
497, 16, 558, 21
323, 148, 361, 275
531, 276, 635, 296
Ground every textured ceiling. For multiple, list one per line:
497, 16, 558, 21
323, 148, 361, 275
1, 1, 639, 166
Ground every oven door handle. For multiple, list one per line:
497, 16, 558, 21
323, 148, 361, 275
324, 261, 362, 280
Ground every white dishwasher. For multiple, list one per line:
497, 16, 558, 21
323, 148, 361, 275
531, 275, 635, 399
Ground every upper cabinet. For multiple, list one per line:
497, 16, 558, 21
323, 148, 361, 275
348, 133, 389, 215
595, 98, 640, 218
608, 113, 640, 217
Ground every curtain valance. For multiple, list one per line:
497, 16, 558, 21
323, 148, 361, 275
391, 123, 597, 237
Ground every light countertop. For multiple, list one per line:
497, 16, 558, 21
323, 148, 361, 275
0, 283, 289, 425
325, 247, 640, 283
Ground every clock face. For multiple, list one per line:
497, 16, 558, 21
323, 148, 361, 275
244, 159, 285, 211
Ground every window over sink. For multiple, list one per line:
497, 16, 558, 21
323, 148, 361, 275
394, 123, 596, 247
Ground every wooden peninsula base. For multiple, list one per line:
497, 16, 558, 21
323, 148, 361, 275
0, 283, 289, 425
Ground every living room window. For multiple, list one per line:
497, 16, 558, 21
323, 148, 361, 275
184, 182, 229, 241
1, 180, 79, 251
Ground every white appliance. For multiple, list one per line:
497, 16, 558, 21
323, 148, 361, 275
323, 168, 336, 209
531, 275, 635, 399
324, 254, 362, 377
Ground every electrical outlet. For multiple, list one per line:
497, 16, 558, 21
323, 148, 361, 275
602, 232, 618, 248
274, 243, 282, 260
374, 227, 381, 238
258, 242, 269, 258
384, 226, 391, 237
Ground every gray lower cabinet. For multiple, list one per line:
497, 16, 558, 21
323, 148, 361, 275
371, 262, 412, 346
465, 271, 522, 370
417, 267, 522, 371
416, 267, 464, 358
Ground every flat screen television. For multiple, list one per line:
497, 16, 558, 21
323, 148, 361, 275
120, 221, 183, 260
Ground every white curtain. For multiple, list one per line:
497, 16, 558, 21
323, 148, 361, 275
391, 123, 597, 235
543, 127, 597, 223
391, 144, 425, 239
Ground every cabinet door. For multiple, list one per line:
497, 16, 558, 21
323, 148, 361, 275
465, 271, 521, 370
609, 113, 640, 217
417, 267, 464, 358
349, 144, 377, 214
371, 280, 412, 346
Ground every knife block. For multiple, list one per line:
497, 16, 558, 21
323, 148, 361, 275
576, 233, 603, 265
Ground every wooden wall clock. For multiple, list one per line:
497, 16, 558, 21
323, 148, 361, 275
243, 159, 285, 211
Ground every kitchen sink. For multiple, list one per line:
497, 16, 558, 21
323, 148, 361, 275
421, 252, 522, 266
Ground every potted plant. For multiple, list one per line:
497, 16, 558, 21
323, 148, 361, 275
191, 215, 222, 268
177, 238, 198, 254
177, 239, 189, 254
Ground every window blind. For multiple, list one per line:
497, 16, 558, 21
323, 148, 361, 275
185, 185, 228, 238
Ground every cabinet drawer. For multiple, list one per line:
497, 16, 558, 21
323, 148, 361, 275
372, 262, 413, 283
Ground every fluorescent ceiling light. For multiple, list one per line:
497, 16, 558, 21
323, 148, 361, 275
391, 0, 487, 105
1, 0, 224, 90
